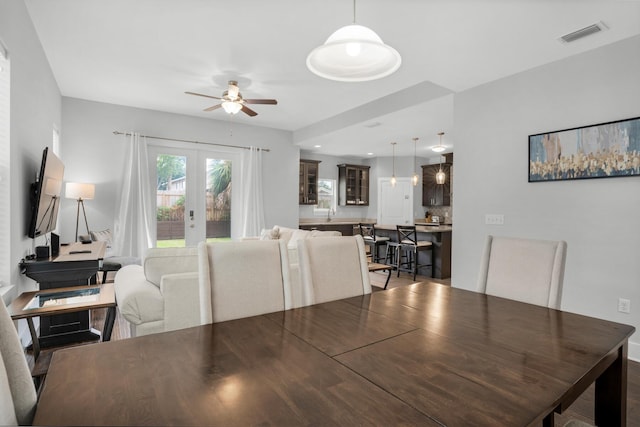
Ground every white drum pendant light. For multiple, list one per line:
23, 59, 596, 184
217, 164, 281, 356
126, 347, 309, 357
306, 0, 401, 82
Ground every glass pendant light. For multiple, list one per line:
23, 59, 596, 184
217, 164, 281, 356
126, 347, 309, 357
306, 0, 401, 82
390, 142, 397, 187
411, 137, 419, 186
432, 131, 446, 153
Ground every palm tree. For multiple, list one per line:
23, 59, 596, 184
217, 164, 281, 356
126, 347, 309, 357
207, 159, 231, 196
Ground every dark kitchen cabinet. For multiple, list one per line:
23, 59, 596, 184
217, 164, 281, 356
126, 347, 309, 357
299, 159, 321, 205
422, 159, 451, 207
338, 164, 370, 206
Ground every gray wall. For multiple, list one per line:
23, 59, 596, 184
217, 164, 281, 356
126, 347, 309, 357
0, 0, 62, 293
59, 98, 299, 241
453, 35, 640, 358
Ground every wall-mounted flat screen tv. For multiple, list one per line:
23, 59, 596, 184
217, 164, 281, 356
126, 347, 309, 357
28, 147, 65, 238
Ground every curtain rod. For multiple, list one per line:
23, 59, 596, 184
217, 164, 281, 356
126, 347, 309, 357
112, 131, 270, 152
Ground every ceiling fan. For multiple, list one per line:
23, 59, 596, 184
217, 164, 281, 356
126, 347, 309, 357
185, 80, 277, 117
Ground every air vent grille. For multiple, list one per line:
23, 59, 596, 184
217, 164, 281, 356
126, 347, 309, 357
559, 22, 608, 43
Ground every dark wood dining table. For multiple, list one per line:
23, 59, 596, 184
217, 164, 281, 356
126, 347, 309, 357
33, 282, 635, 426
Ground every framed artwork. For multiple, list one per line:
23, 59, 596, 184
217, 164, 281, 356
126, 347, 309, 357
529, 116, 640, 182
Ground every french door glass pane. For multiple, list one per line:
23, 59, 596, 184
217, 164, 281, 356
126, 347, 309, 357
205, 157, 231, 242
156, 154, 186, 247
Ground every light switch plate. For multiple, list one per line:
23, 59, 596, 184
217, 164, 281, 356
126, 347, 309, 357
485, 214, 504, 225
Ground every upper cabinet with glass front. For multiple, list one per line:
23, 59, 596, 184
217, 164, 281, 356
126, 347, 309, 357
299, 159, 321, 205
338, 164, 370, 206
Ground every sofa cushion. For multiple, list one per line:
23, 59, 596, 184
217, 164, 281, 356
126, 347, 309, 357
144, 247, 199, 288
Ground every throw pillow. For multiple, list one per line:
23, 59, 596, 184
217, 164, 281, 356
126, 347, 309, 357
90, 229, 112, 245
260, 226, 280, 240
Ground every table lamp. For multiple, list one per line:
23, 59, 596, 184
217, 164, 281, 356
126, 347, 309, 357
65, 182, 95, 242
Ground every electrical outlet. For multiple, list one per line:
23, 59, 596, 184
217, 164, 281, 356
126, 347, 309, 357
485, 214, 504, 225
618, 298, 631, 314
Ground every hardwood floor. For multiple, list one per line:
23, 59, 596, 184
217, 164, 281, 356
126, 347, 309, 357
27, 272, 639, 426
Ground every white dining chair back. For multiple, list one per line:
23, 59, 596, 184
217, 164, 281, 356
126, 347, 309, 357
297, 235, 372, 306
477, 235, 567, 309
198, 240, 292, 323
0, 299, 37, 425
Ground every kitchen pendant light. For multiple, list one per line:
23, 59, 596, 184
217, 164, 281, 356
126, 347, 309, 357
411, 137, 419, 186
306, 0, 401, 82
435, 158, 446, 185
435, 132, 446, 184
390, 142, 397, 187
432, 131, 446, 153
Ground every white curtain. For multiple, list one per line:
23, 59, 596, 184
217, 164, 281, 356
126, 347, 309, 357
113, 132, 155, 258
240, 147, 265, 237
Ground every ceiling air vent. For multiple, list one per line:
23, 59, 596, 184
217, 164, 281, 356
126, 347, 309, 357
559, 21, 608, 44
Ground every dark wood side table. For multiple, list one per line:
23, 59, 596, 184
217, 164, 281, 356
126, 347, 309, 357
7, 282, 116, 361
19, 241, 106, 347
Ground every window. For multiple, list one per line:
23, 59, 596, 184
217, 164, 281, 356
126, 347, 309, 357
313, 179, 336, 215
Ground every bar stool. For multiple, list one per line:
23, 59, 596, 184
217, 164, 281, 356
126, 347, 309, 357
358, 223, 390, 263
396, 225, 433, 280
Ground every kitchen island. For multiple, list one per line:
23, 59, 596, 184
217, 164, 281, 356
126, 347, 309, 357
375, 223, 452, 279
298, 219, 452, 279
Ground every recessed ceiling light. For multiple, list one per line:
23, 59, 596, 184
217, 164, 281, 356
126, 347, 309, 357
314, 145, 321, 148
367, 152, 374, 156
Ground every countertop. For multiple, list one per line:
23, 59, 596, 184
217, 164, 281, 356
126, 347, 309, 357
299, 220, 452, 232
376, 224, 453, 233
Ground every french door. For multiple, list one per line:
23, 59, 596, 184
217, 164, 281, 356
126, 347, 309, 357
148, 144, 240, 247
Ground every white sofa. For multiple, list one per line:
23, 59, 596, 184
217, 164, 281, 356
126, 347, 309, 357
114, 247, 200, 337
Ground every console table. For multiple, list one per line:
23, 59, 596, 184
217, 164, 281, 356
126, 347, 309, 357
19, 241, 106, 347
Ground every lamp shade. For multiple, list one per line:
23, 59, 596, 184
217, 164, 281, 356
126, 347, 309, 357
65, 182, 95, 200
306, 24, 401, 82
222, 100, 242, 115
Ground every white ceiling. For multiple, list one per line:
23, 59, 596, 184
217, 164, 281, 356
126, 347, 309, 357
24, 0, 640, 158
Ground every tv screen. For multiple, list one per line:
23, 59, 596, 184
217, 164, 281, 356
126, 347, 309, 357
28, 147, 65, 238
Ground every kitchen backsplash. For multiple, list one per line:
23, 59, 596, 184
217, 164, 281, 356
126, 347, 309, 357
423, 206, 452, 224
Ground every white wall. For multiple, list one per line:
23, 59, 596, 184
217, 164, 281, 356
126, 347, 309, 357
453, 35, 640, 358
0, 0, 62, 292
59, 98, 298, 241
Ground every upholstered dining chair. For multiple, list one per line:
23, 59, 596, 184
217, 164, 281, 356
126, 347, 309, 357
358, 223, 390, 263
297, 235, 372, 306
197, 240, 292, 324
0, 300, 37, 426
476, 235, 567, 309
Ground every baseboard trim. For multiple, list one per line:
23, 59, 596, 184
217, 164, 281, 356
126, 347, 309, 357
629, 341, 640, 362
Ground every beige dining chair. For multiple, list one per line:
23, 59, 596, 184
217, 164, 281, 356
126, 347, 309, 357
476, 235, 567, 309
0, 299, 37, 426
197, 239, 292, 324
297, 235, 372, 306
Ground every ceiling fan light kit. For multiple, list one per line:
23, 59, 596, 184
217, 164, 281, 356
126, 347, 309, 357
307, 0, 401, 82
185, 80, 277, 117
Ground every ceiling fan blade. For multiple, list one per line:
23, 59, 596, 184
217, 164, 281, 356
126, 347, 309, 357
203, 104, 222, 112
241, 105, 258, 117
244, 99, 278, 105
185, 91, 222, 100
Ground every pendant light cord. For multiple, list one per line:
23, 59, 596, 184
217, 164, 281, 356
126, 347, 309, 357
353, 0, 356, 23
